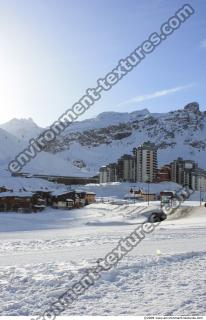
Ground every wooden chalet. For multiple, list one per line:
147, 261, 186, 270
85, 192, 96, 204
0, 186, 11, 193
51, 190, 96, 209
0, 191, 46, 213
33, 190, 53, 206
51, 190, 76, 209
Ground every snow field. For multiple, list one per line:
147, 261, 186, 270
0, 202, 205, 316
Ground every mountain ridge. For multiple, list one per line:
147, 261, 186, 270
1, 101, 206, 176
0, 117, 43, 141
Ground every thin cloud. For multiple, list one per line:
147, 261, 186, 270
117, 84, 194, 106
201, 40, 206, 48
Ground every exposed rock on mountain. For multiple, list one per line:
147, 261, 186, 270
1, 102, 206, 175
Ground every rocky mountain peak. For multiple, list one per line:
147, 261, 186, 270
184, 102, 200, 113
0, 118, 43, 140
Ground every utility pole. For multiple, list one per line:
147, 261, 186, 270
145, 175, 150, 206
199, 176, 202, 207
148, 180, 150, 206
133, 185, 136, 204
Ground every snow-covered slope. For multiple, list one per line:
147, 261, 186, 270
23, 151, 92, 177
1, 102, 206, 175
0, 128, 25, 167
43, 102, 206, 173
0, 123, 92, 177
0, 118, 43, 141
0, 169, 66, 192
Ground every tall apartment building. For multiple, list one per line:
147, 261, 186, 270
107, 163, 118, 182
100, 149, 206, 191
99, 163, 117, 183
99, 166, 108, 183
170, 157, 198, 188
191, 169, 206, 192
116, 154, 135, 182
99, 141, 158, 183
133, 141, 158, 182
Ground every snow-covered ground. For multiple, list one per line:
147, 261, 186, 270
73, 181, 205, 202
0, 200, 206, 316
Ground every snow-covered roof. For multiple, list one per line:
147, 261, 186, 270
124, 193, 143, 199
0, 172, 61, 192
75, 189, 86, 193
52, 190, 74, 196
0, 191, 34, 198
34, 205, 46, 208
33, 190, 53, 193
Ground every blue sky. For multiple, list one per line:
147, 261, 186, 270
0, 0, 205, 126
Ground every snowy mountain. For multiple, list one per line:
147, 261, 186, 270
0, 118, 43, 141
0, 121, 91, 177
0, 128, 25, 167
1, 102, 206, 175
42, 101, 206, 173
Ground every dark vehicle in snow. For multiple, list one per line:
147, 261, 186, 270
148, 210, 167, 223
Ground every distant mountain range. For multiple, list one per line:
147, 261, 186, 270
0, 117, 43, 141
1, 102, 206, 176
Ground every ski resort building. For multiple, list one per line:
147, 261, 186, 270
51, 190, 96, 209
99, 142, 206, 191
99, 163, 118, 183
133, 141, 158, 183
116, 155, 135, 182
99, 166, 108, 183
99, 141, 158, 183
0, 186, 11, 193
156, 165, 171, 182
170, 157, 206, 191
170, 157, 198, 187
51, 190, 76, 209
0, 192, 46, 213
191, 169, 206, 192
85, 192, 96, 204
107, 163, 118, 182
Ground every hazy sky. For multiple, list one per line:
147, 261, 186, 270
0, 0, 205, 127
